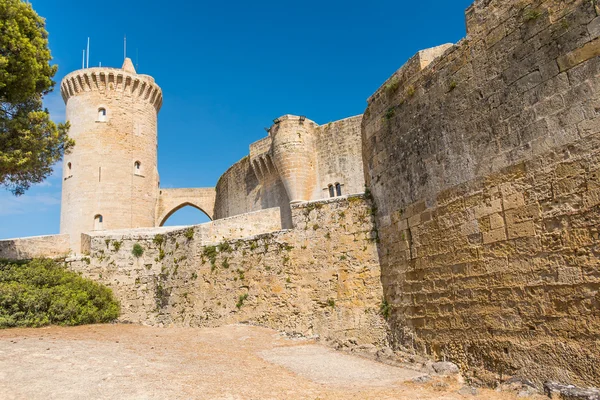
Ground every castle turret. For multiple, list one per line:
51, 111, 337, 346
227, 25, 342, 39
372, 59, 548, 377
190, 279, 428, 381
270, 115, 318, 203
59, 59, 163, 252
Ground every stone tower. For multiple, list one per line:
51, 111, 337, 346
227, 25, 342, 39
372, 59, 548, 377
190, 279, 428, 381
59, 58, 163, 252
270, 115, 319, 203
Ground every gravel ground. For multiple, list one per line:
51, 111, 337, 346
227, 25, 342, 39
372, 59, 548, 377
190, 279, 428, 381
0, 324, 532, 399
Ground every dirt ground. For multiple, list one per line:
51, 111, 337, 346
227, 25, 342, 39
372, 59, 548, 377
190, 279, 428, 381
0, 324, 536, 399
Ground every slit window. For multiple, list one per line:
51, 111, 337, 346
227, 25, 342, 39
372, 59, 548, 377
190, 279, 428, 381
97, 108, 107, 122
335, 183, 342, 196
94, 214, 104, 230
134, 161, 141, 175
328, 185, 335, 198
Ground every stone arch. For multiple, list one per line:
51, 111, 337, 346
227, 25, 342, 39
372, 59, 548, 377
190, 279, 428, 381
156, 188, 216, 227
158, 202, 212, 227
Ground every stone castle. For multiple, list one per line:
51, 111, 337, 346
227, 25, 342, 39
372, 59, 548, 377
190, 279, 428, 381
1, 0, 600, 392
58, 57, 364, 251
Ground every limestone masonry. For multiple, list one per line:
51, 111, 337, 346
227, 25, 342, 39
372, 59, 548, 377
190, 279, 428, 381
1, 0, 600, 391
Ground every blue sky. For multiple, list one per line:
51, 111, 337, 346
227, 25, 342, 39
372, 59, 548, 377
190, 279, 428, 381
0, 0, 474, 239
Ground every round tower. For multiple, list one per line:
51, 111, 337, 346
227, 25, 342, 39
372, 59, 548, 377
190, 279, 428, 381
59, 58, 163, 252
270, 115, 318, 203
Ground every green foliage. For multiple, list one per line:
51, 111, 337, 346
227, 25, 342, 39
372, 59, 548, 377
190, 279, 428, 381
236, 269, 245, 280
132, 243, 144, 258
104, 239, 111, 248
0, 259, 119, 328
203, 246, 218, 267
184, 228, 194, 241
448, 81, 457, 92
384, 107, 395, 120
380, 297, 391, 320
221, 258, 230, 269
313, 224, 320, 231
158, 249, 165, 261
217, 241, 232, 253
384, 76, 400, 97
523, 8, 541, 21
249, 241, 258, 251
406, 85, 416, 97
327, 299, 336, 308
236, 293, 249, 309
153, 234, 165, 247
324, 232, 331, 239
191, 271, 198, 280
155, 282, 169, 310
0, 0, 73, 195
112, 240, 122, 252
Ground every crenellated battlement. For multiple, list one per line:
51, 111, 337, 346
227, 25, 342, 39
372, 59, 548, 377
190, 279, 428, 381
60, 66, 163, 111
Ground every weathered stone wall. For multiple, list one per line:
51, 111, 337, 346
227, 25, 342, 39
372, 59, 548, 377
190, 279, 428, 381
214, 115, 366, 225
213, 157, 293, 228
315, 115, 364, 199
0, 234, 71, 260
68, 196, 386, 346
362, 0, 600, 387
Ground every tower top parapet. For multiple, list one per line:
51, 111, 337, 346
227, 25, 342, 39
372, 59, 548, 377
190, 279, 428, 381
59, 59, 162, 111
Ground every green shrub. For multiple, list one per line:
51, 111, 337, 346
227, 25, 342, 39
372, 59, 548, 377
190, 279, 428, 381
380, 297, 391, 320
217, 241, 232, 253
112, 240, 123, 252
203, 246, 218, 267
236, 293, 249, 309
385, 76, 400, 97
0, 259, 120, 328
132, 243, 144, 258
184, 228, 194, 241
153, 234, 165, 247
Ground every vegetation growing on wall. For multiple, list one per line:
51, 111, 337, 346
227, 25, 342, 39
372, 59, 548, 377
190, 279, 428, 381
0, 258, 119, 328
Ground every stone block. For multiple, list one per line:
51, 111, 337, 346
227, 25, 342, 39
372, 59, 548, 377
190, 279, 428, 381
558, 37, 600, 72
483, 227, 507, 244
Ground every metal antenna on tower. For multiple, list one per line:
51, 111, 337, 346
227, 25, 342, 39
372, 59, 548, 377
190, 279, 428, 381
86, 38, 90, 68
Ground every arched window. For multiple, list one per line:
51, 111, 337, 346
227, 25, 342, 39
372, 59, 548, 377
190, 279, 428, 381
94, 214, 104, 230
97, 108, 107, 122
134, 161, 141, 175
328, 185, 335, 198
67, 162, 72, 171
335, 183, 342, 196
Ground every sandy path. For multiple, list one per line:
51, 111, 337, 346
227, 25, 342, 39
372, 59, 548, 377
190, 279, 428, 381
0, 324, 527, 399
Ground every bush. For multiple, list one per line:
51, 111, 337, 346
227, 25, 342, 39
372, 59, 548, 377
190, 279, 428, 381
0, 259, 120, 328
132, 243, 144, 258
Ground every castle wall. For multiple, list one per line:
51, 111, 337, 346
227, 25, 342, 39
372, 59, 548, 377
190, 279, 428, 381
213, 157, 292, 228
315, 115, 364, 199
362, 0, 600, 386
60, 66, 162, 252
67, 196, 386, 346
0, 234, 71, 260
213, 115, 366, 225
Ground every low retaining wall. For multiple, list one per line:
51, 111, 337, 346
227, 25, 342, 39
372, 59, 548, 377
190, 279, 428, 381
67, 196, 387, 346
0, 234, 71, 260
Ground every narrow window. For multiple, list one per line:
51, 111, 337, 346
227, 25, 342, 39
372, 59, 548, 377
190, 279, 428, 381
335, 183, 342, 196
98, 108, 107, 122
67, 162, 72, 172
328, 185, 335, 198
134, 161, 141, 175
94, 214, 104, 230
65, 162, 72, 179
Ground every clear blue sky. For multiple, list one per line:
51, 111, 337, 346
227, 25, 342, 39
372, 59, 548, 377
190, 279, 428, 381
0, 0, 474, 239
